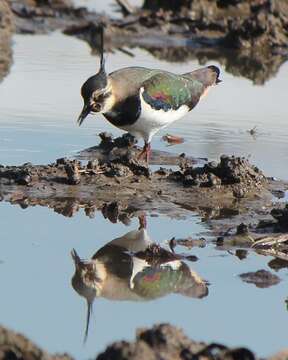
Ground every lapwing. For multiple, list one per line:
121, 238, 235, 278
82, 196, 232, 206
78, 28, 221, 163
71, 215, 208, 342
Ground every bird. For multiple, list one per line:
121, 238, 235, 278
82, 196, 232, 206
78, 28, 221, 163
71, 215, 208, 342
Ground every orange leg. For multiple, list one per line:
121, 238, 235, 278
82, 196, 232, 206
138, 213, 147, 229
137, 142, 151, 164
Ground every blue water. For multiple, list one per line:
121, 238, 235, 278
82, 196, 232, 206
0, 203, 288, 359
0, 33, 288, 178
0, 29, 288, 359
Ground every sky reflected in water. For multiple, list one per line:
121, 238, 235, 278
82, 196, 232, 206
0, 33, 288, 179
0, 203, 288, 359
0, 18, 288, 360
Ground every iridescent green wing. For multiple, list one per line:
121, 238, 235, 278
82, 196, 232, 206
132, 265, 186, 299
141, 72, 205, 111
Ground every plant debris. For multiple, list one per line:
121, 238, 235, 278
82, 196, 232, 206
162, 134, 185, 145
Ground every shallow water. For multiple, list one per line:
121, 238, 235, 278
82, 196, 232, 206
1, 203, 288, 359
73, 0, 143, 15
0, 25, 288, 359
1, 32, 288, 178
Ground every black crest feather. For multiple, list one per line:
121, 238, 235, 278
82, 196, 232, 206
99, 25, 105, 74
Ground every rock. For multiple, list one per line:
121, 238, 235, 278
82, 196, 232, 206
239, 269, 281, 288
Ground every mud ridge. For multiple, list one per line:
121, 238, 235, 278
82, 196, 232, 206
2, 323, 288, 360
0, 132, 286, 238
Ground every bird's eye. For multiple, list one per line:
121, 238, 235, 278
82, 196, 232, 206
92, 103, 102, 112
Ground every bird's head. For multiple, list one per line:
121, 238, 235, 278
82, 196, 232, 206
77, 27, 114, 126
71, 249, 106, 342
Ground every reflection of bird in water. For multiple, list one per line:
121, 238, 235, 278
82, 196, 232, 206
71, 215, 208, 342
77, 27, 221, 163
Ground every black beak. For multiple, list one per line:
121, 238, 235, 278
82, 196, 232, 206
77, 104, 91, 126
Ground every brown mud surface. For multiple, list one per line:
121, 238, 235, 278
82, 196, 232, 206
0, 133, 287, 243
239, 269, 281, 288
5, 0, 288, 84
1, 323, 288, 360
0, 1, 14, 82
0, 325, 71, 360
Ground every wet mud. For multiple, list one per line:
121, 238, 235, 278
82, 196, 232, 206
1, 132, 288, 264
1, 3, 288, 358
0, 325, 71, 360
239, 269, 281, 288
5, 0, 288, 84
0, 133, 275, 223
2, 323, 288, 360
97, 323, 256, 360
0, 1, 14, 82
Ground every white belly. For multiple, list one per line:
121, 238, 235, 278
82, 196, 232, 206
120, 88, 189, 142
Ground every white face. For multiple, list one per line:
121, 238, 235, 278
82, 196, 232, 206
78, 78, 115, 125
90, 81, 115, 114
71, 258, 107, 299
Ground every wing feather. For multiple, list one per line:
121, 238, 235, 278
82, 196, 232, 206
141, 72, 205, 111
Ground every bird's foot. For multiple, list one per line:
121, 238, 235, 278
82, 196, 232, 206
137, 142, 151, 164
138, 213, 147, 230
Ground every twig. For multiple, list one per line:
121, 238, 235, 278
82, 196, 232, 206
117, 47, 135, 57
256, 248, 288, 262
251, 234, 288, 249
115, 0, 136, 15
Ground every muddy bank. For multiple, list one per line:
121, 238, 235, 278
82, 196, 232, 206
65, 0, 288, 85
1, 323, 288, 360
0, 1, 14, 81
0, 325, 71, 360
1, 133, 287, 247
96, 323, 288, 360
6, 0, 287, 84
0, 133, 272, 220
97, 323, 256, 360
10, 0, 105, 34
136, 0, 288, 51
113, 0, 288, 84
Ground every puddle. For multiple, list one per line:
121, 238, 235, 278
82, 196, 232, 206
272, 190, 288, 204
0, 32, 288, 179
0, 12, 288, 360
0, 203, 288, 359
